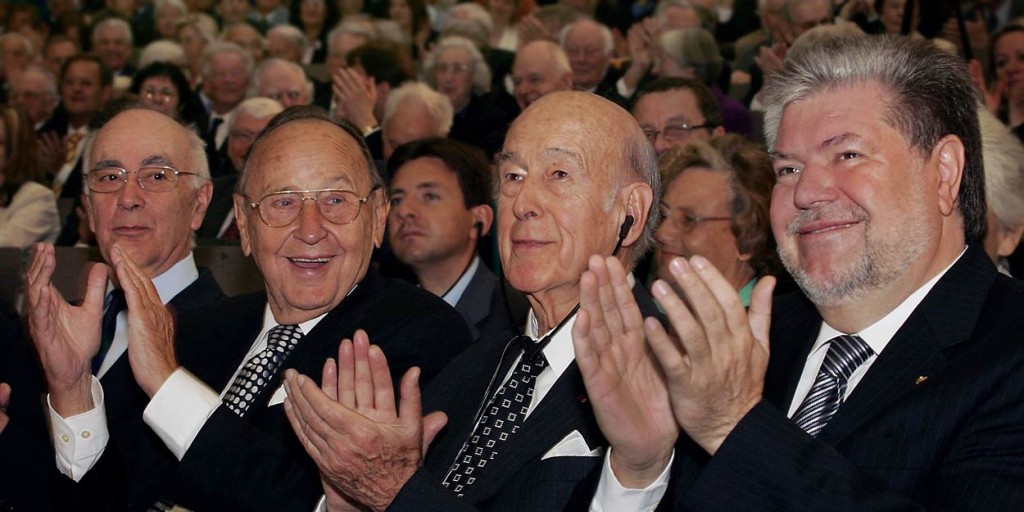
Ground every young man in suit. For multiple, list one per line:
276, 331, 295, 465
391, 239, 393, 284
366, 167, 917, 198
282, 90, 666, 511
386, 137, 527, 342
26, 106, 474, 510
9, 106, 224, 509
592, 35, 1024, 509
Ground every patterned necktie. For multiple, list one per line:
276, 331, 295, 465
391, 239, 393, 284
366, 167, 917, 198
792, 334, 874, 437
92, 289, 127, 375
64, 132, 83, 164
222, 324, 303, 417
442, 336, 548, 498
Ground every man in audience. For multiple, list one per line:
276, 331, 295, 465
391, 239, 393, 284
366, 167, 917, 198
589, 35, 1024, 510
223, 22, 267, 65
281, 91, 662, 511
91, 18, 135, 77
0, 32, 35, 97
43, 35, 80, 79
387, 137, 527, 342
9, 65, 60, 129
200, 42, 253, 178
559, 19, 627, 107
381, 82, 453, 164
26, 106, 472, 510
250, 58, 312, 108
632, 77, 724, 156
197, 97, 284, 243
266, 25, 308, 63
316, 21, 373, 108
511, 40, 573, 111
15, 106, 224, 509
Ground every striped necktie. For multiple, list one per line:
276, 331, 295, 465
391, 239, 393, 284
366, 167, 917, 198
792, 334, 874, 437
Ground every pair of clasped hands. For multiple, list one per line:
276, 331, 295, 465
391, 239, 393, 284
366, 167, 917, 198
279, 254, 776, 511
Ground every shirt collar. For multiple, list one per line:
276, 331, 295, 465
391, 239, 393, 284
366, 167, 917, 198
108, 252, 199, 305
441, 256, 480, 307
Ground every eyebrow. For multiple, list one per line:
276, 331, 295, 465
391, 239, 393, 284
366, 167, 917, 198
141, 155, 174, 167
770, 132, 862, 162
266, 175, 357, 193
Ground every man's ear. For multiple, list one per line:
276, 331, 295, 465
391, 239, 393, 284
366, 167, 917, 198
232, 193, 251, 256
190, 180, 214, 231
469, 204, 494, 239
619, 182, 654, 249
84, 192, 97, 234
371, 187, 389, 249
934, 134, 966, 217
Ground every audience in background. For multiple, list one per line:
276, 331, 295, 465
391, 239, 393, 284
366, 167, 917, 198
0, 107, 59, 248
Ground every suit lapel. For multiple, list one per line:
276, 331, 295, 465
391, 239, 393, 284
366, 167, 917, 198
764, 294, 822, 410
820, 246, 995, 444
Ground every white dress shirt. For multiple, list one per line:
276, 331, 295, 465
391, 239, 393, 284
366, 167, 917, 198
440, 256, 480, 308
48, 254, 200, 481
787, 247, 967, 417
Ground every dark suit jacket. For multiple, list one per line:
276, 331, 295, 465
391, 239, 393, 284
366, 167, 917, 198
1, 267, 225, 512
75, 268, 472, 511
454, 263, 528, 343
388, 283, 662, 511
667, 245, 1024, 510
196, 174, 238, 243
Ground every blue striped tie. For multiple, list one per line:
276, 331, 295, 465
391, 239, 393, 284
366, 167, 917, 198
792, 334, 874, 437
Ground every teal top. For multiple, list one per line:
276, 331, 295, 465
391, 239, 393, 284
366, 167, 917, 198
738, 277, 758, 308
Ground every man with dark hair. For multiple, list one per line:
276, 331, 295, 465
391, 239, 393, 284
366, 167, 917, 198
587, 35, 1024, 510
633, 77, 724, 156
24, 106, 472, 509
387, 137, 527, 342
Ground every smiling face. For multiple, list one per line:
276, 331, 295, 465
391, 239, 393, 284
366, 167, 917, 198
495, 93, 643, 313
86, 109, 212, 278
562, 21, 609, 91
94, 25, 131, 72
434, 47, 474, 112
235, 119, 387, 324
655, 168, 752, 290
769, 81, 944, 309
994, 30, 1024, 94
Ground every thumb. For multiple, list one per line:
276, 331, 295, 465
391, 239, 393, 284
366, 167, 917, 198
748, 276, 775, 350
83, 262, 110, 311
422, 411, 448, 456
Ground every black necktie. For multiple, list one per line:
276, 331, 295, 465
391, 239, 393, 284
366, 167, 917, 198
206, 116, 224, 151
792, 334, 874, 437
221, 324, 303, 416
442, 335, 548, 498
92, 289, 126, 375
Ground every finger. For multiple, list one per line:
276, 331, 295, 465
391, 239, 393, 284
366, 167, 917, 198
422, 411, 448, 455
0, 382, 11, 408
336, 339, 356, 409
26, 243, 55, 292
82, 262, 109, 313
397, 367, 425, 429
654, 263, 711, 361
605, 256, 645, 339
572, 309, 598, 381
283, 371, 324, 459
688, 255, 750, 337
591, 255, 627, 344
322, 357, 338, 401
644, 315, 688, 381
113, 245, 162, 308
747, 276, 775, 351
286, 371, 344, 458
368, 344, 397, 416
576, 269, 610, 354
352, 330, 374, 411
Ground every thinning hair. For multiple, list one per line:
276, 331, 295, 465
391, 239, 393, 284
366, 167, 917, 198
382, 82, 454, 135
559, 19, 614, 56
92, 17, 133, 47
762, 35, 985, 242
200, 41, 254, 80
657, 27, 723, 85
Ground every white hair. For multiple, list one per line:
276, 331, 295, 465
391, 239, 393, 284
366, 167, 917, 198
93, 17, 134, 47
383, 82, 454, 135
138, 40, 187, 68
559, 19, 614, 57
200, 41, 255, 80
980, 107, 1024, 234
228, 97, 285, 132
423, 36, 492, 95
268, 24, 310, 54
249, 57, 313, 102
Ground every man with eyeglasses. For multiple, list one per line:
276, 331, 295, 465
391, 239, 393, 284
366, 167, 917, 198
18, 106, 226, 507
26, 106, 473, 509
632, 77, 725, 156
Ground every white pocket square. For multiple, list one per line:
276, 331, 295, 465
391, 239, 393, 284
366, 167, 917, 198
541, 430, 605, 460
267, 384, 288, 406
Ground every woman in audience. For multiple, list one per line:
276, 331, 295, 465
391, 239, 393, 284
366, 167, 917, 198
653, 133, 775, 305
130, 62, 209, 128
289, 0, 341, 63
155, 0, 190, 41
177, 15, 219, 85
979, 107, 1024, 277
380, 0, 432, 58
0, 107, 59, 248
991, 22, 1024, 140
487, 0, 520, 51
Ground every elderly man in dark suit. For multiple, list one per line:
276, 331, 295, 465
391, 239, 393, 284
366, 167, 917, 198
23, 107, 473, 510
386, 137, 527, 342
6, 106, 224, 509
281, 91, 669, 511
588, 35, 1024, 510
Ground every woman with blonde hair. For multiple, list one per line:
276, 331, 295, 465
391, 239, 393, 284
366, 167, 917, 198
0, 106, 59, 248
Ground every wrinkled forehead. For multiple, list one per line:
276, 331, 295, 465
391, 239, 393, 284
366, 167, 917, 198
246, 120, 372, 193
92, 113, 190, 168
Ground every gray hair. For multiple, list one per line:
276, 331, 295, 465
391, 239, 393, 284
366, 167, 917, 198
0, 32, 35, 59
980, 107, 1024, 237
786, 22, 865, 58
16, 65, 57, 97
328, 20, 376, 53
155, 0, 188, 16
559, 19, 614, 57
200, 41, 255, 80
782, 0, 833, 24
249, 57, 313, 102
626, 118, 661, 261
138, 40, 187, 68
657, 28, 722, 84
762, 35, 986, 242
230, 97, 285, 132
423, 36, 492, 95
444, 3, 494, 47
268, 24, 310, 55
92, 17, 134, 47
382, 82, 454, 135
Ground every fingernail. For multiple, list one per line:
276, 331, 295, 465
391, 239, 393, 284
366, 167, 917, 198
669, 257, 689, 275
691, 256, 708, 270
652, 280, 670, 297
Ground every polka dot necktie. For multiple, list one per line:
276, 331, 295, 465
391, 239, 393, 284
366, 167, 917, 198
792, 334, 874, 438
222, 324, 303, 417
442, 337, 548, 498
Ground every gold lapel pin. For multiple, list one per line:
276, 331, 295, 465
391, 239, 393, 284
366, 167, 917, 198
915, 375, 928, 385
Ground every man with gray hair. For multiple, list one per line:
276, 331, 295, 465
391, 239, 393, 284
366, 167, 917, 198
0, 32, 35, 93
250, 57, 312, 108
381, 81, 453, 162
584, 35, 1024, 510
559, 19, 627, 107
266, 24, 308, 63
511, 40, 573, 110
9, 65, 59, 129
92, 17, 135, 77
200, 42, 253, 177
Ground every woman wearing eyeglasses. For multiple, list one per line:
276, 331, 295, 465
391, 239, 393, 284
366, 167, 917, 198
130, 62, 210, 128
652, 134, 776, 306
0, 106, 60, 248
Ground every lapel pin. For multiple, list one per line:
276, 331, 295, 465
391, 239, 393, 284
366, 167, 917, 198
576, 394, 588, 404
915, 375, 928, 385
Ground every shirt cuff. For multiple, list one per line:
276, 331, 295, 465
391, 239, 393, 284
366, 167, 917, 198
48, 377, 108, 482
616, 77, 636, 100
142, 368, 222, 460
590, 448, 674, 512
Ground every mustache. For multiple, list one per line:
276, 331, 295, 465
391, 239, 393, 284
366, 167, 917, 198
786, 205, 869, 236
